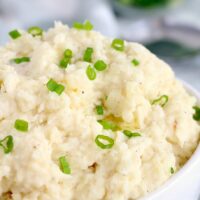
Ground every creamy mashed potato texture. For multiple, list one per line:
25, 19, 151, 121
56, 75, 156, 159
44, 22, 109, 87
0, 22, 199, 200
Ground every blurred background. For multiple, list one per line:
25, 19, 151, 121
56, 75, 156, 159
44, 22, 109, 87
0, 0, 199, 90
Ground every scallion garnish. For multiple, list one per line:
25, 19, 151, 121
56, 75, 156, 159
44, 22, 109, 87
64, 49, 73, 58
0, 135, 14, 154
28, 26, 43, 37
12, 57, 30, 64
95, 135, 114, 149
9, 30, 21, 39
54, 84, 65, 95
86, 65, 96, 80
152, 95, 168, 107
84, 20, 93, 30
83, 47, 93, 62
73, 20, 93, 31
111, 38, 124, 51
131, 59, 140, 66
123, 130, 141, 138
59, 57, 71, 69
59, 156, 71, 174
59, 49, 73, 69
96, 105, 104, 115
46, 79, 57, 92
193, 106, 200, 121
46, 79, 65, 95
170, 167, 175, 174
14, 119, 29, 132
98, 120, 118, 131
94, 60, 107, 71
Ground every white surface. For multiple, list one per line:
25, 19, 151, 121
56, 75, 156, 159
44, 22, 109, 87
141, 82, 200, 200
167, 58, 200, 92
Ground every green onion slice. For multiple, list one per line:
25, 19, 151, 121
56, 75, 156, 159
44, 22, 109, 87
83, 47, 93, 62
59, 49, 73, 69
131, 59, 140, 66
59, 57, 71, 69
170, 167, 175, 174
64, 49, 73, 58
111, 38, 124, 51
46, 79, 65, 95
12, 57, 30, 64
86, 65, 96, 80
193, 106, 200, 121
28, 26, 43, 37
59, 156, 71, 174
9, 30, 21, 39
73, 22, 83, 29
0, 135, 14, 154
123, 130, 141, 138
73, 20, 93, 31
94, 60, 107, 71
152, 95, 169, 107
14, 119, 29, 132
46, 79, 58, 92
98, 120, 118, 131
54, 84, 65, 95
96, 105, 104, 115
95, 135, 114, 149
84, 20, 93, 30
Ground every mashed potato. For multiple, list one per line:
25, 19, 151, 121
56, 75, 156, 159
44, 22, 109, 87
0, 22, 199, 200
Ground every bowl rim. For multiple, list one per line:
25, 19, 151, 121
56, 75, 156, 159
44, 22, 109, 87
140, 80, 200, 200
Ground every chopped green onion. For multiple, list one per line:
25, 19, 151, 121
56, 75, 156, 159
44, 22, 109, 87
95, 135, 114, 149
84, 20, 93, 30
73, 22, 83, 29
123, 130, 141, 138
98, 120, 118, 131
12, 57, 30, 64
59, 156, 71, 174
131, 59, 140, 66
111, 38, 124, 51
46, 79, 65, 95
96, 105, 104, 115
9, 29, 21, 39
94, 60, 107, 71
170, 167, 175, 174
59, 57, 71, 69
64, 49, 73, 58
193, 106, 200, 121
46, 79, 58, 92
83, 47, 93, 62
59, 49, 73, 69
54, 84, 65, 95
14, 119, 29, 132
152, 95, 169, 107
0, 135, 14, 154
73, 20, 93, 31
86, 65, 96, 80
28, 26, 43, 37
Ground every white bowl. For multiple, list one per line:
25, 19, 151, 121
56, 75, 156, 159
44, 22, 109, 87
140, 81, 200, 200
